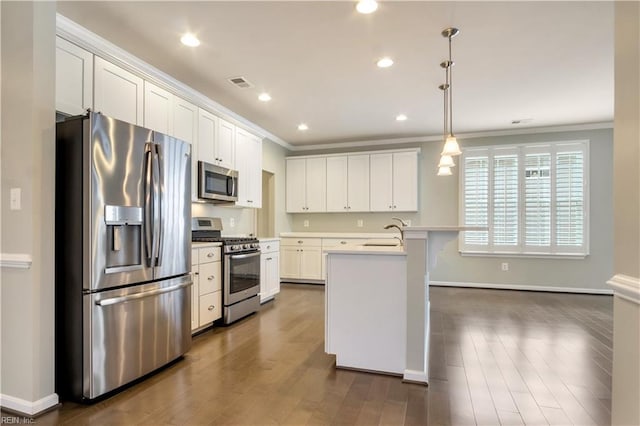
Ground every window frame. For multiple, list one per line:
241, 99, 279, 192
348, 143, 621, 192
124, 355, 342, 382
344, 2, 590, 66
458, 140, 590, 258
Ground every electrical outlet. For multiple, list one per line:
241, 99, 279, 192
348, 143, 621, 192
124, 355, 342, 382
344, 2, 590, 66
10, 188, 21, 211
303, 220, 309, 227
357, 219, 363, 227
501, 262, 509, 272
229, 218, 235, 228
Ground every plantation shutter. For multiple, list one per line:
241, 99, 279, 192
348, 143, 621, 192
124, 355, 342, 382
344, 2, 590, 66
555, 145, 586, 250
524, 149, 551, 250
492, 150, 519, 248
462, 152, 489, 248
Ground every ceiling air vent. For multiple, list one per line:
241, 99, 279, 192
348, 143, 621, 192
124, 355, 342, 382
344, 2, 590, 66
228, 77, 253, 89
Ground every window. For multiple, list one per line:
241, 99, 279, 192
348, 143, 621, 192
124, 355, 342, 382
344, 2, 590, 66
459, 140, 589, 257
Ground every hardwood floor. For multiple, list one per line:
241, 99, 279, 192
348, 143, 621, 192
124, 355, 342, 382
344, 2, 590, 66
13, 284, 612, 425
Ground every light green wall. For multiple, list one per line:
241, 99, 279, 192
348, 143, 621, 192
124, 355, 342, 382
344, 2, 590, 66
1, 0, 57, 407
287, 127, 613, 291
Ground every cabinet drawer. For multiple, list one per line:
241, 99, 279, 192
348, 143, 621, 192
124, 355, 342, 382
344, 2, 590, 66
191, 249, 198, 266
198, 247, 221, 263
322, 238, 368, 248
199, 291, 222, 325
259, 240, 280, 253
281, 238, 322, 247
198, 261, 221, 295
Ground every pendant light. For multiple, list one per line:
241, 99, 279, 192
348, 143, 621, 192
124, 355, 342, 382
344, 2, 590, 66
440, 27, 461, 157
437, 166, 452, 176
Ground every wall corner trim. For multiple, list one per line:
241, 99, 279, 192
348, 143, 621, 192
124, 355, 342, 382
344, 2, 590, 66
0, 393, 59, 416
0, 253, 33, 269
607, 274, 640, 305
403, 369, 428, 385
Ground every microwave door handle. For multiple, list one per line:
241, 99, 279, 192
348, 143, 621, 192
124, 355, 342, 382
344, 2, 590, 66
153, 144, 163, 266
228, 175, 236, 197
143, 144, 154, 267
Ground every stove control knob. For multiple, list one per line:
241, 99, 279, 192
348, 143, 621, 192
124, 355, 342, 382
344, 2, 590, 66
243, 244, 250, 249
232, 245, 240, 251
252, 243, 260, 249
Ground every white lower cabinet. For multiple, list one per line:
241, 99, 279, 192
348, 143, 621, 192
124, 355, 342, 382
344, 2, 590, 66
259, 240, 280, 303
280, 238, 322, 281
191, 245, 222, 332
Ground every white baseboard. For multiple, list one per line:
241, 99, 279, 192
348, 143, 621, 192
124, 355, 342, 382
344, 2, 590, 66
0, 253, 32, 269
403, 369, 428, 384
0, 393, 59, 416
430, 280, 613, 295
607, 274, 640, 305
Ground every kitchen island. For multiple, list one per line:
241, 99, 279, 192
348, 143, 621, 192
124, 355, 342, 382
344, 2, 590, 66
324, 227, 478, 384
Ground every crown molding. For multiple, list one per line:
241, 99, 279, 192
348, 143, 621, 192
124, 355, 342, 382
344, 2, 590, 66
289, 122, 613, 152
56, 14, 293, 151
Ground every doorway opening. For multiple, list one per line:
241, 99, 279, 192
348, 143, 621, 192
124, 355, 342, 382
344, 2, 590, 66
257, 170, 275, 238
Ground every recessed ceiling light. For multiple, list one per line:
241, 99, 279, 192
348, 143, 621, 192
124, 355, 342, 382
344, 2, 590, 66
180, 33, 200, 47
377, 57, 394, 68
356, 0, 378, 14
298, 123, 309, 131
396, 114, 407, 121
258, 93, 272, 102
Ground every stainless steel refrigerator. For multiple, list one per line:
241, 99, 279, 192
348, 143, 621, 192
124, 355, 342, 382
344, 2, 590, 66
55, 112, 192, 402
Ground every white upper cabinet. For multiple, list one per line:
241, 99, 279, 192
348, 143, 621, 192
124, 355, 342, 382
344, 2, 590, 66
94, 56, 143, 125
326, 155, 370, 212
173, 97, 198, 201
235, 128, 262, 208
197, 108, 217, 165
55, 37, 93, 115
286, 157, 327, 213
217, 118, 236, 170
143, 81, 173, 134
370, 151, 418, 212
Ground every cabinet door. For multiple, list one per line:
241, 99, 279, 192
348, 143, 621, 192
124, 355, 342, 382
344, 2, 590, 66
260, 254, 269, 303
300, 247, 322, 280
173, 97, 198, 201
370, 153, 394, 211
198, 108, 217, 165
326, 156, 348, 212
234, 128, 251, 207
347, 155, 370, 212
144, 81, 173, 134
280, 247, 300, 279
305, 158, 327, 212
217, 118, 236, 169
392, 151, 418, 211
268, 252, 281, 297
286, 158, 306, 213
55, 37, 93, 115
94, 57, 143, 125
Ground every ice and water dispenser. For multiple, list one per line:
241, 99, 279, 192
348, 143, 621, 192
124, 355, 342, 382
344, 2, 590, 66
104, 205, 143, 273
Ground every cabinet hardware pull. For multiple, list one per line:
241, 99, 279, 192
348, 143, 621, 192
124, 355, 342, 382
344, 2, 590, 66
340, 241, 347, 244
208, 275, 214, 280
208, 305, 214, 311
194, 272, 199, 275
266, 245, 271, 249
298, 240, 303, 243
207, 253, 214, 258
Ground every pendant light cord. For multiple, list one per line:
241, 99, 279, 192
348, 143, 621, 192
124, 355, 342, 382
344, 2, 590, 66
448, 34, 454, 137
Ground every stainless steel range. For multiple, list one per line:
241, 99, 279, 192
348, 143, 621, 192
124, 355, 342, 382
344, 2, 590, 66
192, 217, 260, 324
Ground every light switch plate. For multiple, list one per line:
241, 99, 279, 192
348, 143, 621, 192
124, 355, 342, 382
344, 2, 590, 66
10, 188, 21, 210
357, 219, 363, 227
303, 220, 309, 227
229, 218, 235, 228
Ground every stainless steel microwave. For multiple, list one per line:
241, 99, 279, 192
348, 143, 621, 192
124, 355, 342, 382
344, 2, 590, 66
197, 161, 238, 203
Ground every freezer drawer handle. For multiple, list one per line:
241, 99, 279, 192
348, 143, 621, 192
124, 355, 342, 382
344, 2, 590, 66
95, 281, 192, 307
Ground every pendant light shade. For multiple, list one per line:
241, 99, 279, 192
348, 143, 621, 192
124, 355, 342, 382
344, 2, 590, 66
438, 154, 455, 168
437, 166, 452, 176
441, 135, 462, 156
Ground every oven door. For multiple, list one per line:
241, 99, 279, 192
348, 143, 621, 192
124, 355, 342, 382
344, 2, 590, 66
198, 161, 238, 203
224, 251, 260, 305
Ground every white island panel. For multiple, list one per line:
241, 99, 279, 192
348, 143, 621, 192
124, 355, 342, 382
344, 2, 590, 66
325, 251, 407, 375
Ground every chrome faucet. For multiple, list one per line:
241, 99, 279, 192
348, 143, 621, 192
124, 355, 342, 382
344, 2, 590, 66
384, 224, 404, 245
391, 217, 408, 227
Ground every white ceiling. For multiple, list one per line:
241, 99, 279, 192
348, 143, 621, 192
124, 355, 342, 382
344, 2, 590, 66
57, 1, 614, 147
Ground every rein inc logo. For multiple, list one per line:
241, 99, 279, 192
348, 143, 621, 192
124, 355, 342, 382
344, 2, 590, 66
1, 416, 35, 424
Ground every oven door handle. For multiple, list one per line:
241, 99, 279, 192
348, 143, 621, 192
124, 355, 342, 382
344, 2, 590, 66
228, 251, 261, 260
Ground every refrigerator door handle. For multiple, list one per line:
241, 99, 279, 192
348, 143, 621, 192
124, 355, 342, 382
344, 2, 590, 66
144, 143, 155, 267
154, 143, 164, 267
94, 281, 193, 306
